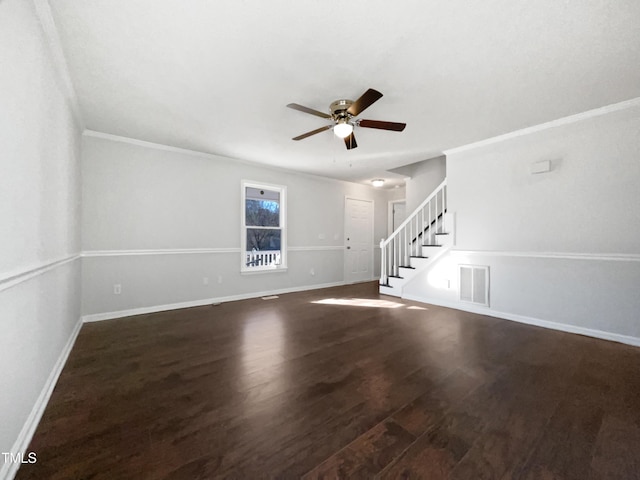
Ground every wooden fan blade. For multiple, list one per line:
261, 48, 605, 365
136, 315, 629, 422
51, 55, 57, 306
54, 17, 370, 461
343, 132, 358, 150
358, 119, 406, 131
347, 88, 383, 116
287, 103, 331, 119
292, 124, 333, 141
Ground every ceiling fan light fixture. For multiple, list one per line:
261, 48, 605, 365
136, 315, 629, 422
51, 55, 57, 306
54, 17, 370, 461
371, 179, 385, 188
288, 89, 406, 149
333, 121, 353, 138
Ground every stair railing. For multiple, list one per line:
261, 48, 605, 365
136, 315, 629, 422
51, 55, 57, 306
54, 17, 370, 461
380, 179, 447, 286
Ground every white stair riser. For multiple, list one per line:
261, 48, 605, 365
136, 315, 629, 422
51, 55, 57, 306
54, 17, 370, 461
388, 276, 405, 288
409, 256, 431, 269
397, 268, 419, 281
380, 285, 400, 297
434, 234, 452, 246
421, 245, 444, 256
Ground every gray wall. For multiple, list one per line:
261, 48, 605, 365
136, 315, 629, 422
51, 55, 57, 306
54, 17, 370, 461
406, 156, 446, 214
0, 0, 82, 473
391, 156, 446, 213
403, 104, 640, 342
81, 134, 392, 318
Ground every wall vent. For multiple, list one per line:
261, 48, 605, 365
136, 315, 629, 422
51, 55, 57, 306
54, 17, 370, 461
459, 265, 489, 306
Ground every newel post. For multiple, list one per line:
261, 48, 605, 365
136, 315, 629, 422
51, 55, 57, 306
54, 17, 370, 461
379, 238, 386, 285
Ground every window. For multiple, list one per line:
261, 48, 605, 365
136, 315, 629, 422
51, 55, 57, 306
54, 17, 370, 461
241, 181, 287, 272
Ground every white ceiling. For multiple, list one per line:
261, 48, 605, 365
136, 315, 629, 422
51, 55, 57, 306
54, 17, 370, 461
48, 0, 640, 186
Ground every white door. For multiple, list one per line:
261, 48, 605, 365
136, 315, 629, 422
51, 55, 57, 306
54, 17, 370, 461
344, 198, 373, 283
393, 202, 406, 232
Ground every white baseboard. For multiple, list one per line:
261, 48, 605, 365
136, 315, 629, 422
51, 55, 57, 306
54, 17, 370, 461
1, 317, 83, 480
82, 281, 347, 323
402, 294, 640, 348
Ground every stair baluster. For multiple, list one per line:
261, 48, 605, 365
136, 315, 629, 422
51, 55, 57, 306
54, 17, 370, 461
379, 179, 448, 288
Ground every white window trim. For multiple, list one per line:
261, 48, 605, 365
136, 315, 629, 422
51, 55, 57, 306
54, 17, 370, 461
241, 180, 287, 274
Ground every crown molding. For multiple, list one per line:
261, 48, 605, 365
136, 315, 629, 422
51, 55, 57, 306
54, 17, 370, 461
82, 130, 234, 163
444, 97, 640, 156
32, 0, 85, 129
81, 130, 384, 189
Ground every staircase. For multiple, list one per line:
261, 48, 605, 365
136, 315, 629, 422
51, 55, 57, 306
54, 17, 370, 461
380, 179, 452, 297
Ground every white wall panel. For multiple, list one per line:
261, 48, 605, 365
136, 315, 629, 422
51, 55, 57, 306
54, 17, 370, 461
0, 0, 82, 470
81, 134, 390, 316
403, 104, 640, 343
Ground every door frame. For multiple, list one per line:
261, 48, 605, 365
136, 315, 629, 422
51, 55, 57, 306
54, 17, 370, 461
344, 196, 374, 284
387, 198, 407, 237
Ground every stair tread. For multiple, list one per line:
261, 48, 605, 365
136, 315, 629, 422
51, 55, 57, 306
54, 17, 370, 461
388, 275, 404, 279
398, 265, 415, 269
410, 255, 429, 259
435, 232, 449, 235
379, 283, 392, 288
422, 244, 442, 247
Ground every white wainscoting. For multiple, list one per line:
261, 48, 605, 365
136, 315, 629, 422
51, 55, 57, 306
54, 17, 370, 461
402, 293, 640, 347
400, 249, 640, 348
81, 246, 351, 322
82, 281, 346, 323
0, 318, 82, 480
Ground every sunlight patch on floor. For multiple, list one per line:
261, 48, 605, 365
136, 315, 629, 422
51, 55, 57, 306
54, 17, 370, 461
312, 298, 427, 310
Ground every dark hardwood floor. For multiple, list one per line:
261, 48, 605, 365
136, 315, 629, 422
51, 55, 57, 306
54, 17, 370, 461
16, 282, 640, 479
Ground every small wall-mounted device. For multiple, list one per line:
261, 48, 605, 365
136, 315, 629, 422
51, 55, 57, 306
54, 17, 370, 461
530, 159, 552, 174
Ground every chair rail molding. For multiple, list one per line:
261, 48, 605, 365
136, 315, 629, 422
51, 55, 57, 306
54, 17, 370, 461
0, 254, 80, 293
450, 250, 640, 262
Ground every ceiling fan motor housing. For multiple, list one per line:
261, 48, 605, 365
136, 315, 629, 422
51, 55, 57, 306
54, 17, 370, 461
287, 89, 406, 149
330, 99, 354, 122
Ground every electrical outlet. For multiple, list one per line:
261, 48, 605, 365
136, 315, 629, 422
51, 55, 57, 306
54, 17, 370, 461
217, 275, 223, 284
203, 277, 209, 285
310, 268, 315, 276
113, 284, 121, 295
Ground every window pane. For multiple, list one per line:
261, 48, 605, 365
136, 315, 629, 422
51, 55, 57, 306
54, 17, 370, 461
245, 187, 280, 227
246, 228, 281, 251
245, 229, 281, 267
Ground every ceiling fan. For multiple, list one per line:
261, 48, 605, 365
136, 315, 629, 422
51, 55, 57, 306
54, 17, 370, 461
287, 88, 406, 150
